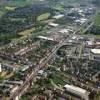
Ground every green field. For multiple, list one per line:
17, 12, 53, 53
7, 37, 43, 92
5, 6, 16, 11
37, 13, 50, 21
94, 13, 100, 26
0, 11, 4, 18
53, 4, 64, 11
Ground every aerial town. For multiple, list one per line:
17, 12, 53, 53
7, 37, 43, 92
0, 0, 99, 100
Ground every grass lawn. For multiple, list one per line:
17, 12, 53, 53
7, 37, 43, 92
48, 67, 71, 86
37, 13, 51, 21
0, 10, 5, 18
94, 13, 100, 26
53, 4, 64, 11
94, 35, 100, 38
13, 27, 36, 42
5, 6, 16, 11
18, 27, 35, 36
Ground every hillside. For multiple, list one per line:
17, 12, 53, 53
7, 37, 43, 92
0, 0, 98, 45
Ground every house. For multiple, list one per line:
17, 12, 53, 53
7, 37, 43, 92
0, 63, 21, 72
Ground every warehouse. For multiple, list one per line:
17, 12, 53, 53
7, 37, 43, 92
48, 22, 59, 27
64, 84, 89, 100
53, 14, 64, 19
38, 36, 54, 41
90, 49, 100, 61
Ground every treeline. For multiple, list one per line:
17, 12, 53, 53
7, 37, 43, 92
92, 0, 100, 7
89, 25, 100, 35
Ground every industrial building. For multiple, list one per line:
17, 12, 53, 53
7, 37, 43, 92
64, 84, 89, 100
53, 14, 64, 19
48, 22, 59, 27
38, 36, 54, 41
90, 49, 100, 61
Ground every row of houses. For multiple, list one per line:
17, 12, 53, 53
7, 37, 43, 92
0, 63, 30, 72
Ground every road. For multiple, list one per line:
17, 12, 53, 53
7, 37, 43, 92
82, 22, 94, 34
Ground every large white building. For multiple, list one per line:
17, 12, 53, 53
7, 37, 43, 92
38, 36, 54, 41
53, 14, 64, 19
90, 49, 100, 61
64, 84, 89, 100
48, 22, 59, 27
